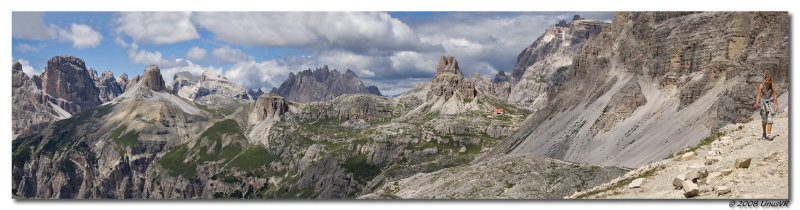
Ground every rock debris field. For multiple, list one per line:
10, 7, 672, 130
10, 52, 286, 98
569, 106, 789, 199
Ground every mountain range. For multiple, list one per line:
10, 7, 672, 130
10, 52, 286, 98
11, 12, 788, 199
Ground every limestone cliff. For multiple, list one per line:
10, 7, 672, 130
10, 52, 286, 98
488, 12, 789, 168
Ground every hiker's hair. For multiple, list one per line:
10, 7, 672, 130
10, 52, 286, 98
764, 72, 773, 89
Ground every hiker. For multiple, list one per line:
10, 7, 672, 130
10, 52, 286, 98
754, 72, 778, 140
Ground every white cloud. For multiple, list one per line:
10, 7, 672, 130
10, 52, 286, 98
389, 51, 437, 74
186, 47, 207, 62
212, 45, 253, 64
114, 36, 129, 48
161, 59, 223, 83
12, 12, 55, 40
15, 43, 46, 53
57, 24, 103, 49
16, 59, 43, 77
193, 12, 434, 53
224, 60, 291, 91
315, 50, 377, 73
127, 43, 169, 66
115, 12, 199, 45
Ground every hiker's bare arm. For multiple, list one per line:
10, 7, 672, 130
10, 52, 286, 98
773, 84, 778, 110
755, 84, 762, 108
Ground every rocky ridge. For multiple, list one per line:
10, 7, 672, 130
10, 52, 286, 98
271, 65, 382, 103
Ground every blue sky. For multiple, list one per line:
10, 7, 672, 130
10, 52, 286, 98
12, 11, 614, 95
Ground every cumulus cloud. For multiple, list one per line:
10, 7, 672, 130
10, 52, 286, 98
193, 12, 439, 54
15, 43, 46, 53
161, 59, 223, 83
16, 59, 43, 77
127, 43, 170, 66
186, 46, 207, 62
115, 12, 199, 45
12, 12, 55, 40
57, 24, 103, 49
389, 51, 438, 74
413, 13, 571, 75
224, 60, 292, 91
212, 45, 253, 64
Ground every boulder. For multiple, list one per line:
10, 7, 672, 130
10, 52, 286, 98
673, 174, 687, 189
715, 186, 731, 195
720, 168, 733, 176
682, 180, 699, 198
705, 172, 722, 184
705, 156, 720, 165
628, 178, 645, 189
734, 158, 751, 168
681, 152, 696, 161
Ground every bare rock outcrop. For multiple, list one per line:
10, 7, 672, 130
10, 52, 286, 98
41, 55, 101, 113
96, 70, 124, 103
116, 73, 129, 92
252, 93, 289, 121
141, 65, 166, 91
426, 56, 476, 101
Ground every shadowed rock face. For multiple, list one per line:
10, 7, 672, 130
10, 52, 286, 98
493, 71, 509, 83
141, 65, 166, 91
96, 70, 123, 103
41, 55, 101, 113
247, 88, 265, 100
271, 65, 381, 103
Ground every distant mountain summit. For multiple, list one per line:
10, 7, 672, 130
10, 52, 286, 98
271, 65, 382, 103
170, 71, 252, 108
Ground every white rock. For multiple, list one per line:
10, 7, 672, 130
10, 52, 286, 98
681, 152, 696, 161
720, 168, 733, 176
715, 186, 731, 195
459, 146, 466, 153
705, 172, 722, 184
682, 180, 699, 198
628, 178, 645, 189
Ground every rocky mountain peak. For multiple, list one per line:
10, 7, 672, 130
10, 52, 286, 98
252, 93, 289, 121
272, 65, 381, 103
493, 70, 509, 83
141, 64, 166, 91
436, 56, 462, 76
248, 88, 265, 100
116, 72, 129, 91
12, 61, 23, 73
12, 61, 28, 88
100, 70, 114, 80
367, 85, 382, 96
41, 55, 101, 112
96, 69, 123, 103
427, 56, 476, 101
